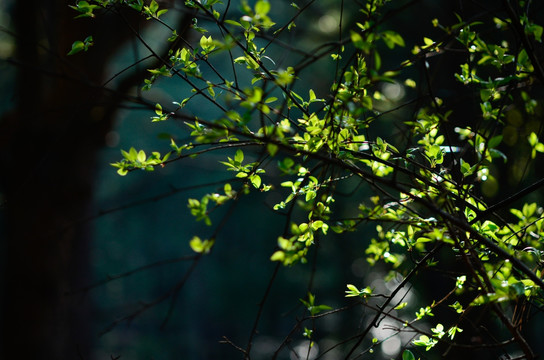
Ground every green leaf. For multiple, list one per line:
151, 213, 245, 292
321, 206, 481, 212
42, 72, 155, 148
267, 143, 278, 156
402, 350, 416, 360
225, 19, 243, 27
309, 89, 316, 102
189, 236, 214, 254
116, 167, 128, 176
250, 174, 262, 188
270, 250, 285, 261
382, 31, 405, 48
137, 150, 146, 163
157, 9, 168, 18
350, 31, 364, 50
488, 135, 502, 148
149, 0, 159, 13
67, 41, 85, 55
189, 236, 204, 253
155, 103, 163, 115
528, 132, 539, 146
255, 0, 270, 16
234, 149, 244, 164
347, 284, 358, 292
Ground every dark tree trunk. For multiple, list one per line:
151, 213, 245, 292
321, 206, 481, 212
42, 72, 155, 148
0, 1, 156, 357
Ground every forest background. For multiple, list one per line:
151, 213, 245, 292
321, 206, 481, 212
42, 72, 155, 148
1, 0, 544, 359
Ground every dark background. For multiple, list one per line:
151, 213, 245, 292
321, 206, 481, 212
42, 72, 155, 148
1, 1, 543, 359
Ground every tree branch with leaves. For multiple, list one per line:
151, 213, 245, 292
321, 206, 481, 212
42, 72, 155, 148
69, 0, 544, 358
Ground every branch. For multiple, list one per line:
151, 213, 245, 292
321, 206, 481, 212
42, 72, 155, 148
66, 254, 197, 295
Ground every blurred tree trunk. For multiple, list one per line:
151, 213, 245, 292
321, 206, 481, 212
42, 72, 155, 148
0, 0, 172, 357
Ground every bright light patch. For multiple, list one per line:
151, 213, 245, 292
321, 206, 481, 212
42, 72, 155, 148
381, 336, 402, 356
382, 82, 405, 102
318, 14, 338, 33
290, 341, 319, 360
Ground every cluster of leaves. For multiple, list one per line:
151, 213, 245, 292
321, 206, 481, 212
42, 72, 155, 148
111, 147, 170, 175
73, 0, 544, 358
